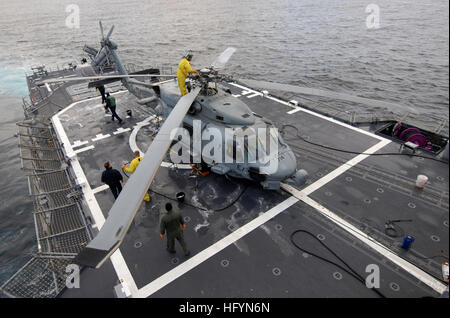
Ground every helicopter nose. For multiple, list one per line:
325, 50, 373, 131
270, 149, 297, 181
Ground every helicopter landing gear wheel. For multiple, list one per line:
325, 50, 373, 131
188, 105, 197, 115
188, 102, 201, 115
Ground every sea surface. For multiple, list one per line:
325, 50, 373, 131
0, 0, 448, 287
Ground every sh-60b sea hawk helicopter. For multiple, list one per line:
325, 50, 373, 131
41, 22, 308, 190
155, 55, 309, 189
39, 22, 308, 268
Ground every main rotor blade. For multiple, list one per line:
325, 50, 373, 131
87, 78, 173, 89
74, 86, 201, 269
37, 74, 176, 85
105, 25, 115, 41
240, 79, 417, 114
211, 47, 236, 70
99, 21, 105, 40
127, 78, 174, 88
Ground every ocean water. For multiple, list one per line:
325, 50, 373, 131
0, 0, 448, 286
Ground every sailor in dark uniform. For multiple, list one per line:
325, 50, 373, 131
96, 85, 109, 113
160, 203, 190, 256
101, 161, 124, 200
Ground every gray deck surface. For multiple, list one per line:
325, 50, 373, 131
53, 79, 447, 298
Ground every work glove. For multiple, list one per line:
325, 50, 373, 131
160, 234, 164, 239
121, 164, 126, 170
182, 224, 186, 229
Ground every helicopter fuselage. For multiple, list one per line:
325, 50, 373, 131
84, 26, 307, 190
156, 78, 304, 190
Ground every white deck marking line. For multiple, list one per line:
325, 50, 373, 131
230, 82, 389, 142
51, 93, 139, 298
56, 90, 128, 116
129, 115, 192, 170
287, 107, 302, 114
79, 103, 103, 112
113, 127, 131, 135
129, 115, 155, 152
74, 145, 95, 154
45, 83, 52, 93
92, 133, 111, 142
281, 183, 447, 294
232, 94, 241, 98
137, 139, 391, 297
137, 196, 300, 298
92, 184, 110, 194
266, 95, 390, 141
241, 90, 252, 96
302, 139, 391, 195
247, 92, 261, 98
71, 140, 89, 148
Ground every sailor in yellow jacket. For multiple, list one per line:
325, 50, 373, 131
176, 53, 199, 96
121, 150, 151, 202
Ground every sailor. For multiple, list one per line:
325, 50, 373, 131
122, 150, 151, 202
176, 53, 199, 96
105, 92, 123, 123
101, 161, 124, 200
96, 85, 108, 113
97, 85, 107, 103
160, 203, 190, 256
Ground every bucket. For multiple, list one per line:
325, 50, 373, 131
416, 175, 428, 188
176, 192, 185, 203
401, 235, 415, 250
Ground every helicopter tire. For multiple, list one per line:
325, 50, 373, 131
188, 106, 197, 115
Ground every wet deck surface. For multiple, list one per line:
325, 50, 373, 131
58, 81, 448, 298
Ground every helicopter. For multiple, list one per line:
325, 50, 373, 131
39, 22, 308, 268
41, 22, 309, 190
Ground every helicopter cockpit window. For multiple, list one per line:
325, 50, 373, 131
256, 128, 278, 157
244, 135, 261, 162
234, 139, 244, 162
226, 136, 244, 163
269, 128, 279, 145
226, 138, 233, 160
